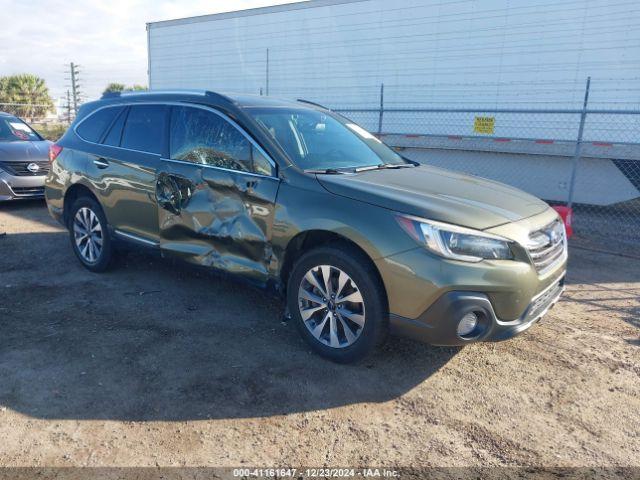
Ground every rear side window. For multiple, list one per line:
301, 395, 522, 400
76, 107, 122, 143
170, 106, 272, 175
102, 108, 128, 147
121, 105, 166, 155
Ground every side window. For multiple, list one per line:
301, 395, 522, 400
102, 107, 128, 147
170, 106, 272, 175
76, 107, 122, 143
121, 105, 166, 155
253, 149, 273, 176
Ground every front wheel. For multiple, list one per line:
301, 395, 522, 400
287, 245, 388, 363
68, 196, 114, 272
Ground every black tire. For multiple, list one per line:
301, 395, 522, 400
287, 243, 388, 363
67, 196, 114, 273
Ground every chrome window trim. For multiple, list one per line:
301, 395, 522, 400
161, 157, 278, 180
73, 101, 278, 177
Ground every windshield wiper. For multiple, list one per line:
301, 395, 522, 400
353, 165, 381, 173
382, 163, 416, 169
304, 168, 351, 174
306, 162, 418, 174
354, 162, 417, 172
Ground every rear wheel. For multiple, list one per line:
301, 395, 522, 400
287, 244, 388, 363
68, 196, 114, 272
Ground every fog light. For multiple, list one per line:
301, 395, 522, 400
457, 312, 478, 336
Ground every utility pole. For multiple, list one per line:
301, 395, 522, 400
266, 48, 270, 96
66, 90, 72, 124
567, 76, 591, 209
378, 83, 385, 136
69, 62, 81, 117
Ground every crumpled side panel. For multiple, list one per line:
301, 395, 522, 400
157, 163, 279, 285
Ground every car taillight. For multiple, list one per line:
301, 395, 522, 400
49, 144, 63, 163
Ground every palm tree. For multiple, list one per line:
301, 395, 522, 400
0, 74, 55, 121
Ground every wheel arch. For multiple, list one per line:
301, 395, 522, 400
279, 229, 388, 310
63, 182, 101, 226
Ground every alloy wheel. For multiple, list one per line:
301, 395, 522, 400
73, 207, 103, 264
298, 265, 366, 348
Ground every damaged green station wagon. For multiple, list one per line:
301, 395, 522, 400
45, 91, 567, 363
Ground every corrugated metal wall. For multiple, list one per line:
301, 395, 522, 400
148, 0, 640, 110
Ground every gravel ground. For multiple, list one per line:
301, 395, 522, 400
0, 200, 638, 471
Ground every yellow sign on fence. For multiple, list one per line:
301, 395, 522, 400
473, 116, 495, 135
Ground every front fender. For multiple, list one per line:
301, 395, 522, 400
272, 182, 416, 269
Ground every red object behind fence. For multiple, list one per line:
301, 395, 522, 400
553, 206, 573, 238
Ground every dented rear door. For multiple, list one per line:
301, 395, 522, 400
155, 105, 280, 284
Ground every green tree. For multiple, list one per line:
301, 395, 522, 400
102, 83, 148, 96
0, 74, 55, 121
102, 82, 126, 95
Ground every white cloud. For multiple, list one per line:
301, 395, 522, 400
0, 0, 303, 102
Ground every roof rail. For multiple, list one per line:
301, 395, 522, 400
205, 90, 236, 105
99, 89, 236, 105
297, 99, 331, 110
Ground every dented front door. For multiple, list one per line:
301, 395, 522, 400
156, 105, 280, 285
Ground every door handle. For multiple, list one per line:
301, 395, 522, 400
93, 158, 109, 169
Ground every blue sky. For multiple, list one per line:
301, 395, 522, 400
0, 0, 302, 103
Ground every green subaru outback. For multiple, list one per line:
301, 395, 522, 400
45, 91, 566, 363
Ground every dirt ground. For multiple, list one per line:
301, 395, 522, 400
0, 200, 638, 470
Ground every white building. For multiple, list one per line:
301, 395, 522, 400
147, 0, 640, 206
147, 0, 639, 110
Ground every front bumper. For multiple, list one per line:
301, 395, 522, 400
389, 275, 565, 346
0, 169, 45, 201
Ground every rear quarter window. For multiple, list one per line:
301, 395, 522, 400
121, 105, 166, 155
102, 107, 128, 147
76, 107, 123, 143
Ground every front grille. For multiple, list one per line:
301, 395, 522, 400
526, 219, 567, 274
525, 278, 564, 322
1, 160, 50, 176
11, 186, 45, 196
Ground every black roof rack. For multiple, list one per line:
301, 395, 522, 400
297, 99, 331, 110
205, 90, 236, 106
99, 89, 236, 106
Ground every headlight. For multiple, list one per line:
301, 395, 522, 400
396, 215, 514, 262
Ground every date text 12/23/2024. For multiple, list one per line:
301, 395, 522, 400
232, 468, 400, 478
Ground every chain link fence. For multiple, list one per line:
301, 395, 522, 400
333, 105, 640, 255
4, 95, 639, 254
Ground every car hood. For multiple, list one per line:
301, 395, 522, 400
0, 140, 51, 162
316, 164, 550, 230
